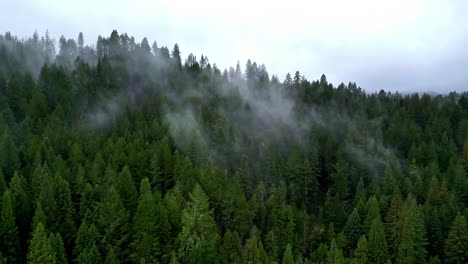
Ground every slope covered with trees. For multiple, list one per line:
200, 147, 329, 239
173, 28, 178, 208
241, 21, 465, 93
0, 30, 467, 264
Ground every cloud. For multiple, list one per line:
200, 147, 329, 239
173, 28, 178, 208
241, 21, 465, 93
2, 0, 467, 92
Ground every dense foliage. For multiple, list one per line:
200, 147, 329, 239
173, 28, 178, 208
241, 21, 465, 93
0, 30, 467, 264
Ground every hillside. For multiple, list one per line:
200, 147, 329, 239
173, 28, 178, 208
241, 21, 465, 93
0, 31, 467, 264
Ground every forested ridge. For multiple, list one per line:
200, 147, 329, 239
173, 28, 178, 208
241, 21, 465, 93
0, 30, 467, 264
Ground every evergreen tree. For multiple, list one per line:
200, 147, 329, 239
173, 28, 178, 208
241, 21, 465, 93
117, 165, 137, 214
282, 243, 295, 264
354, 235, 368, 264
131, 178, 163, 263
51, 175, 76, 252
327, 239, 345, 264
344, 208, 362, 249
222, 230, 243, 264
364, 196, 381, 232
0, 190, 21, 263
27, 223, 56, 264
177, 184, 220, 264
395, 199, 426, 264
0, 129, 20, 177
445, 215, 468, 264
384, 190, 403, 260
49, 233, 68, 264
368, 218, 388, 264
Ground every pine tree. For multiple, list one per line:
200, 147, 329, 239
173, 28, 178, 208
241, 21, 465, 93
74, 221, 100, 261
0, 190, 21, 263
77, 244, 101, 264
131, 178, 160, 263
282, 243, 295, 264
0, 129, 20, 177
364, 196, 381, 233
27, 223, 56, 264
445, 215, 468, 264
368, 218, 388, 264
384, 190, 403, 260
354, 235, 368, 264
177, 184, 220, 264
104, 246, 120, 264
51, 175, 76, 252
117, 165, 137, 214
95, 185, 129, 257
395, 199, 426, 264
171, 44, 182, 69
344, 208, 362, 249
244, 235, 261, 264
257, 240, 268, 264
49, 233, 68, 264
327, 239, 344, 264
222, 230, 243, 264
427, 207, 444, 258
0, 170, 6, 196
169, 251, 180, 264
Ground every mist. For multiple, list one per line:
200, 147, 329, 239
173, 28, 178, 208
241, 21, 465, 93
3, 0, 468, 93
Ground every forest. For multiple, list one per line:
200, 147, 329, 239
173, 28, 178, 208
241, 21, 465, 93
0, 30, 467, 264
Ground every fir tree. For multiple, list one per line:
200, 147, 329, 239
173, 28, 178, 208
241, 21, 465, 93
445, 215, 468, 264
368, 218, 388, 264
0, 190, 21, 263
27, 223, 56, 264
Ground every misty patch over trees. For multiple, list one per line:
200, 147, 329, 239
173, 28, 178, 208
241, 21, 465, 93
0, 30, 467, 264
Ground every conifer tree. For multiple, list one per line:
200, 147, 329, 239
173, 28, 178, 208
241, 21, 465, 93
27, 223, 56, 264
364, 196, 381, 232
344, 208, 362, 249
395, 199, 426, 264
368, 218, 388, 264
131, 178, 160, 263
0, 190, 21, 263
117, 165, 137, 214
445, 215, 468, 264
222, 230, 243, 264
354, 235, 368, 264
49, 233, 68, 264
177, 184, 219, 264
283, 243, 295, 264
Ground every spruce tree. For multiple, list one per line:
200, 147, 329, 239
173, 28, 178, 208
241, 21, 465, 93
445, 215, 468, 264
0, 190, 21, 263
177, 184, 219, 264
282, 243, 295, 264
49, 233, 68, 264
344, 208, 362, 249
354, 235, 368, 264
27, 223, 56, 264
368, 218, 388, 264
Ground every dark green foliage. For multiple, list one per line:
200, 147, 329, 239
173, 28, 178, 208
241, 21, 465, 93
344, 208, 362, 249
49, 233, 68, 264
0, 130, 20, 177
221, 230, 243, 264
353, 235, 368, 264
131, 178, 170, 263
282, 243, 295, 264
27, 223, 56, 264
368, 218, 388, 264
395, 199, 427, 264
0, 31, 466, 264
177, 184, 220, 264
0, 190, 21, 263
445, 215, 468, 264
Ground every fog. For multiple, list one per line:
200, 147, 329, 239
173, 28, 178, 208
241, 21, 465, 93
3, 0, 467, 93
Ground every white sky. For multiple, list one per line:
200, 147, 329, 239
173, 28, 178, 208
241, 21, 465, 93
2, 0, 468, 92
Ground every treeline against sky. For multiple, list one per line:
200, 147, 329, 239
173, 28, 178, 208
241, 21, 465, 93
0, 31, 467, 264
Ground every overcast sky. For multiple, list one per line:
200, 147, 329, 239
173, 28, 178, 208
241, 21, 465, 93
2, 0, 467, 93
